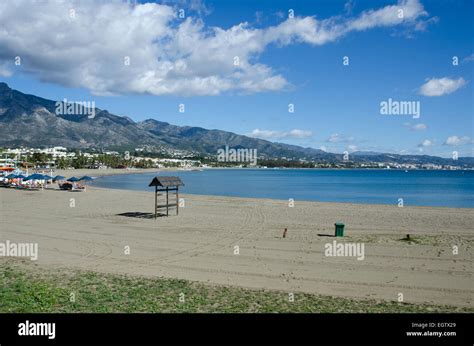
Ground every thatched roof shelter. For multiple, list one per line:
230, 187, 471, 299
148, 176, 184, 188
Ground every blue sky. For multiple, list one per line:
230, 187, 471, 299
0, 0, 472, 157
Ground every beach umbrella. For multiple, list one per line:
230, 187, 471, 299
67, 177, 80, 182
5, 173, 18, 179
24, 173, 47, 181
79, 176, 94, 192
23, 173, 48, 190
53, 175, 66, 182
16, 174, 27, 180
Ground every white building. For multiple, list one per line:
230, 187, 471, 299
4, 146, 70, 159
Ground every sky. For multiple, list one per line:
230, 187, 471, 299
0, 0, 472, 157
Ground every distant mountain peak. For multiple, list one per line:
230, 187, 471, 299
0, 85, 325, 158
0, 84, 472, 166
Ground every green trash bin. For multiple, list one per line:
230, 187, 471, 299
335, 223, 345, 237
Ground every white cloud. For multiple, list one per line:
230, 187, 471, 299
327, 133, 355, 143
412, 123, 427, 130
463, 53, 474, 63
418, 139, 433, 147
344, 0, 355, 15
287, 129, 313, 138
347, 0, 427, 32
181, 0, 212, 16
0, 0, 431, 96
250, 129, 283, 139
417, 139, 434, 152
0, 62, 12, 77
414, 16, 438, 32
443, 135, 472, 146
404, 122, 427, 130
250, 128, 312, 139
347, 144, 358, 152
419, 77, 467, 97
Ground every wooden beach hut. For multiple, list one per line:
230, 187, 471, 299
148, 176, 184, 218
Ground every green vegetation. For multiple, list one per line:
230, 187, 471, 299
1, 262, 471, 313
255, 159, 383, 169
2, 149, 154, 170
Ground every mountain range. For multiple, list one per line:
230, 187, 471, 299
0, 82, 472, 167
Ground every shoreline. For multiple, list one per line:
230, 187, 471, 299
47, 167, 474, 180
89, 185, 474, 210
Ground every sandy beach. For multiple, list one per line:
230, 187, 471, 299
1, 185, 473, 308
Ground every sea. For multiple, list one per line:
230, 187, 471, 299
91, 169, 474, 208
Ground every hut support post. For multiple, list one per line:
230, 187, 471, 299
176, 188, 179, 215
166, 187, 169, 216
154, 185, 157, 218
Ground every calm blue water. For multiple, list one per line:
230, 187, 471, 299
91, 169, 474, 208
